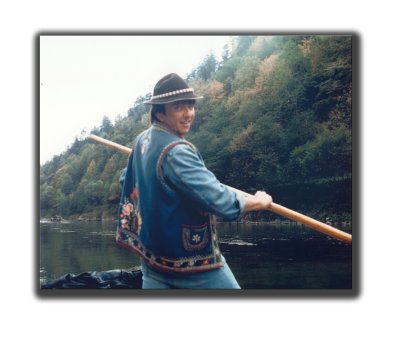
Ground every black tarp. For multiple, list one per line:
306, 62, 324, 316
41, 269, 143, 289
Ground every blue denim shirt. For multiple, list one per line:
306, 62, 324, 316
162, 143, 245, 221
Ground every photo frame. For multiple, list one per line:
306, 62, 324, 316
38, 33, 357, 296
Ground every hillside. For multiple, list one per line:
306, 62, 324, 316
40, 35, 352, 222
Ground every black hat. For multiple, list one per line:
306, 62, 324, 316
145, 73, 203, 105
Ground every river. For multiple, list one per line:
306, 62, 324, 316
40, 221, 352, 289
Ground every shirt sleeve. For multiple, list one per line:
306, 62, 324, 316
162, 144, 245, 221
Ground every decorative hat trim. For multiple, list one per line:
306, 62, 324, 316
150, 88, 194, 100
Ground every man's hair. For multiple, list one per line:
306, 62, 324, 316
150, 104, 165, 123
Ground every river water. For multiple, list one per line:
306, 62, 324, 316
40, 221, 352, 289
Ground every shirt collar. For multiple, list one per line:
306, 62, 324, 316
152, 122, 186, 139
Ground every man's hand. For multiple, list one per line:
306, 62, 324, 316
254, 191, 273, 210
243, 191, 273, 212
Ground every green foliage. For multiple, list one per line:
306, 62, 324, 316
288, 126, 352, 182
127, 94, 151, 123
196, 53, 218, 80
231, 55, 261, 91
60, 173, 74, 195
40, 35, 352, 220
40, 184, 56, 211
234, 36, 256, 56
100, 116, 113, 134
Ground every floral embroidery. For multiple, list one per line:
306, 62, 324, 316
130, 187, 139, 201
116, 227, 223, 273
192, 234, 201, 243
119, 187, 142, 235
182, 223, 209, 251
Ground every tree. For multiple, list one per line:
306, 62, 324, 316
221, 44, 231, 63
231, 55, 261, 91
60, 173, 74, 195
287, 126, 351, 182
100, 155, 118, 182
83, 160, 97, 180
40, 184, 56, 212
85, 180, 104, 205
307, 36, 352, 121
127, 95, 150, 123
100, 116, 113, 133
262, 39, 312, 124
196, 52, 218, 80
234, 36, 256, 56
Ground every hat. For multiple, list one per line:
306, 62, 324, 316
145, 73, 203, 105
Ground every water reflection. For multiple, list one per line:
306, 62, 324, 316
40, 221, 352, 289
217, 222, 352, 289
40, 221, 141, 285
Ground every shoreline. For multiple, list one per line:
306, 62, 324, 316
40, 217, 352, 229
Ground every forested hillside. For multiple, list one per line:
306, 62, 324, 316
40, 35, 352, 222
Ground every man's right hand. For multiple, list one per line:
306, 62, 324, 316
243, 191, 273, 212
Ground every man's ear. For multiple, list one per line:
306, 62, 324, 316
155, 112, 165, 122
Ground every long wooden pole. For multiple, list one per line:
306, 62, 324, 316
88, 134, 352, 244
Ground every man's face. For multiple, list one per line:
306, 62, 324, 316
157, 100, 195, 137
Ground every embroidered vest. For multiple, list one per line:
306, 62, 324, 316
117, 125, 223, 273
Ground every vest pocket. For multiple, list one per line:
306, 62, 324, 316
181, 223, 209, 251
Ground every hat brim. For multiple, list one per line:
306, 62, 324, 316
145, 92, 203, 105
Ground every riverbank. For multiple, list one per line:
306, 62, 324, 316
40, 214, 352, 229
41, 202, 352, 226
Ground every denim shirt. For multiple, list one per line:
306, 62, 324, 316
117, 123, 245, 273
162, 143, 245, 221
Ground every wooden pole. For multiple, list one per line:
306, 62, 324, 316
88, 134, 352, 244
270, 203, 352, 243
88, 134, 132, 155
224, 185, 352, 244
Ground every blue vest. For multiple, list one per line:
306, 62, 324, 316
117, 125, 223, 273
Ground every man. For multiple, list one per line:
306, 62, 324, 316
118, 73, 272, 289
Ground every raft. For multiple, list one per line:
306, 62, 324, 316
41, 268, 143, 289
